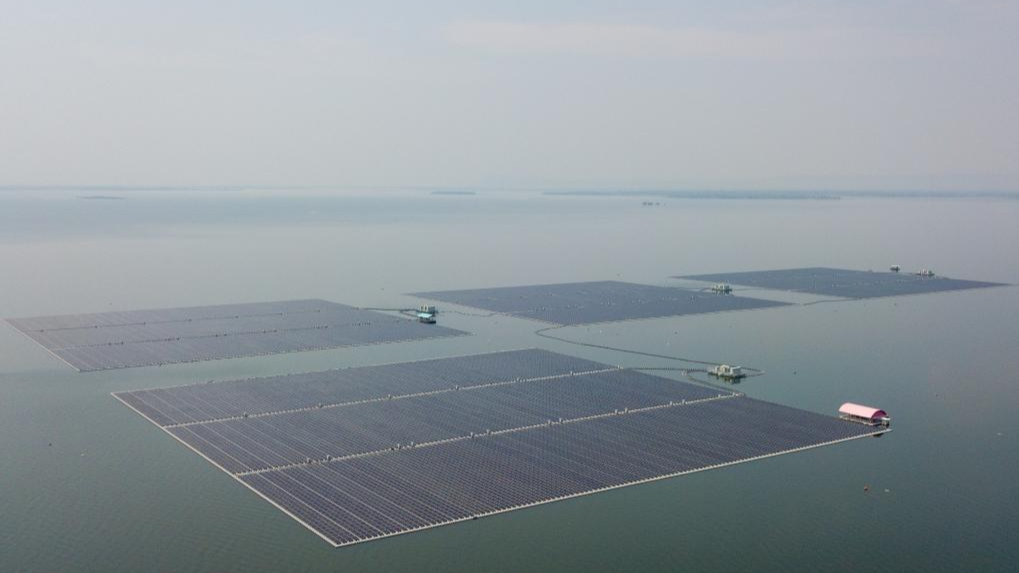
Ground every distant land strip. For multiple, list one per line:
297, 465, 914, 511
542, 190, 1019, 201
1, 186, 1016, 201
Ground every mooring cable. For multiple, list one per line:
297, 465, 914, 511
359, 304, 765, 389
534, 325, 760, 371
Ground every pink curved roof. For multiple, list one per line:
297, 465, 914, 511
839, 402, 887, 420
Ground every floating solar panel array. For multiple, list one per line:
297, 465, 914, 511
678, 267, 1005, 300
114, 349, 885, 547
412, 281, 790, 326
6, 300, 467, 371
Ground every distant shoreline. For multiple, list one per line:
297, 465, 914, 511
0, 186, 1014, 201
543, 190, 1019, 201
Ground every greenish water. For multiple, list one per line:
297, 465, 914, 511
1, 191, 1016, 572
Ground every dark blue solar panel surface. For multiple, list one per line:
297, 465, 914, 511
16, 307, 388, 349
6, 299, 467, 371
164, 369, 721, 473
412, 281, 790, 325
7, 299, 330, 331
114, 349, 885, 547
678, 267, 1005, 299
237, 397, 882, 547
115, 349, 608, 426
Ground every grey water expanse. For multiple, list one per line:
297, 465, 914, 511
1, 190, 1017, 573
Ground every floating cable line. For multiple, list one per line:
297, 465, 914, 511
359, 301, 766, 390
626, 366, 736, 393
533, 325, 765, 376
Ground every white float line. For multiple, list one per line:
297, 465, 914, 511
165, 367, 622, 429
110, 391, 342, 548
4, 322, 85, 372
233, 391, 741, 477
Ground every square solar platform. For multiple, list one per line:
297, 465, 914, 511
6, 299, 468, 371
114, 349, 886, 547
411, 281, 790, 326
678, 267, 1006, 299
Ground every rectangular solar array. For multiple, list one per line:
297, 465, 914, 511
113, 349, 885, 547
6, 299, 468, 371
411, 281, 790, 326
678, 267, 1006, 299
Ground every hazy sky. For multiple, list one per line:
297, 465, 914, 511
1, 1, 1016, 191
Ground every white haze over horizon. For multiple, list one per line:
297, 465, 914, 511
1, 1, 1016, 192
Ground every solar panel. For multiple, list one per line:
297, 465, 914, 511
412, 281, 790, 326
116, 349, 610, 426
7, 299, 330, 332
5, 300, 468, 371
113, 349, 886, 547
678, 267, 1006, 299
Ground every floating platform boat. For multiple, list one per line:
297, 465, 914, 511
708, 364, 745, 380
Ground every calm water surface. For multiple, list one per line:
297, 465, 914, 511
1, 191, 1016, 572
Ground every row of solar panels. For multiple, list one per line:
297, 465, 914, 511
116, 349, 607, 426
18, 307, 393, 350
7, 298, 333, 332
47, 320, 466, 372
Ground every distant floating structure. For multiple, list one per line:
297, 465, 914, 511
710, 283, 733, 294
417, 305, 438, 324
5, 299, 466, 371
708, 364, 745, 380
889, 265, 901, 273
413, 280, 789, 327
838, 402, 891, 427
677, 267, 1004, 301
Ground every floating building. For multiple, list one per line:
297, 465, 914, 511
708, 364, 745, 380
838, 402, 891, 426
